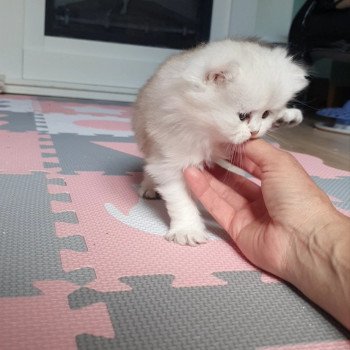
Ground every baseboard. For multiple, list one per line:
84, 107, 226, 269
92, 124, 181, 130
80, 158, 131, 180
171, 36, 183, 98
2, 79, 137, 102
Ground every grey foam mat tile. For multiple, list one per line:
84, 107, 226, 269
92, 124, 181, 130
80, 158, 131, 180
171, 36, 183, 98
0, 111, 37, 132
70, 273, 350, 350
51, 134, 142, 175
0, 172, 95, 296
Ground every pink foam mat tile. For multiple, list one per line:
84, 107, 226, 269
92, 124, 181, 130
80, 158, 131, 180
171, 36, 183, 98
259, 340, 350, 349
0, 131, 56, 174
74, 119, 132, 131
50, 172, 275, 293
0, 281, 114, 350
93, 141, 143, 158
291, 152, 350, 178
59, 223, 261, 292
0, 112, 8, 127
1, 95, 349, 349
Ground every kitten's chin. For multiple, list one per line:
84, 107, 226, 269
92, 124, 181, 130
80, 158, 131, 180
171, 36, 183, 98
229, 135, 251, 145
217, 127, 251, 145
229, 131, 265, 144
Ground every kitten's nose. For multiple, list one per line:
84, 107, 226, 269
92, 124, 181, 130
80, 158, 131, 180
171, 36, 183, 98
250, 131, 259, 138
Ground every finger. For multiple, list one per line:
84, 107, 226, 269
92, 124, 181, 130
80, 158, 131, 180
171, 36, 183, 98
226, 140, 287, 178
207, 164, 261, 202
202, 170, 250, 208
227, 153, 262, 179
243, 139, 288, 170
185, 167, 249, 209
184, 168, 244, 232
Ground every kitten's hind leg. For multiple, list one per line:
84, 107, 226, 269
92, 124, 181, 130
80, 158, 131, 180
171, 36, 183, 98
146, 164, 210, 246
139, 172, 161, 199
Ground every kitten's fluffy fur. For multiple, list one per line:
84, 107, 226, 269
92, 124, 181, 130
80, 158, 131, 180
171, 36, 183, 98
132, 39, 308, 245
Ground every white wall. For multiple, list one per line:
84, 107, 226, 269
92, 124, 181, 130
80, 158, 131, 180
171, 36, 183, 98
229, 0, 295, 42
0, 0, 25, 81
229, 0, 259, 38
0, 0, 296, 99
254, 0, 294, 42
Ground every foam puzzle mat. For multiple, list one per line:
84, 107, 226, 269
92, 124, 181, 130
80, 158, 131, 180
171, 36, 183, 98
0, 94, 349, 350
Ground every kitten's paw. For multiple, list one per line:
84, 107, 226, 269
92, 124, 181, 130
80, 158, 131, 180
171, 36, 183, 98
138, 177, 161, 199
273, 108, 303, 128
165, 229, 210, 246
138, 186, 161, 200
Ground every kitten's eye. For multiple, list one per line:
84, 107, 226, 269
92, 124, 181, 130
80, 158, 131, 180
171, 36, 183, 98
262, 111, 270, 119
239, 113, 250, 121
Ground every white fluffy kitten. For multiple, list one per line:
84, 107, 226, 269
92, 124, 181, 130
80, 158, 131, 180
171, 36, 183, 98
132, 39, 308, 246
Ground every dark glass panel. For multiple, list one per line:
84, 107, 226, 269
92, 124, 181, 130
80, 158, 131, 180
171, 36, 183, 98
45, 0, 213, 50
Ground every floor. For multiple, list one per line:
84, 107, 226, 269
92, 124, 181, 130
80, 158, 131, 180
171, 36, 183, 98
0, 94, 349, 350
268, 113, 350, 171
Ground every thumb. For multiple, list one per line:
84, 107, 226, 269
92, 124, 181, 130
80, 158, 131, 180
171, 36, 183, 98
184, 167, 238, 233
244, 139, 288, 170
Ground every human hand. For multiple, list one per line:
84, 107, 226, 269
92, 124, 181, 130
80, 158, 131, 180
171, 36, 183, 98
185, 139, 337, 279
184, 139, 350, 328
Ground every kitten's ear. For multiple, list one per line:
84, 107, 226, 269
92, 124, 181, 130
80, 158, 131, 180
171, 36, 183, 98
205, 61, 239, 85
182, 60, 239, 91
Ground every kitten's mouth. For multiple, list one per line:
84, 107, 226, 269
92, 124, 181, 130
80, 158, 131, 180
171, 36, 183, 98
250, 132, 259, 139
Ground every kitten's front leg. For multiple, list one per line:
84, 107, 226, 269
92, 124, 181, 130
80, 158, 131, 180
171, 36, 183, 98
161, 179, 210, 245
146, 165, 209, 246
273, 108, 303, 128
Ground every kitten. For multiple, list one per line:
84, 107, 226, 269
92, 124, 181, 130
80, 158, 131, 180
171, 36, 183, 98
132, 39, 308, 246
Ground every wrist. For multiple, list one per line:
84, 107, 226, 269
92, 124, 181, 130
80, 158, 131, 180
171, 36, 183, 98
284, 209, 350, 329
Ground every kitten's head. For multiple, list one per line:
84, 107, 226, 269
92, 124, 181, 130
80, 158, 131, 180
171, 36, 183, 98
182, 40, 308, 144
